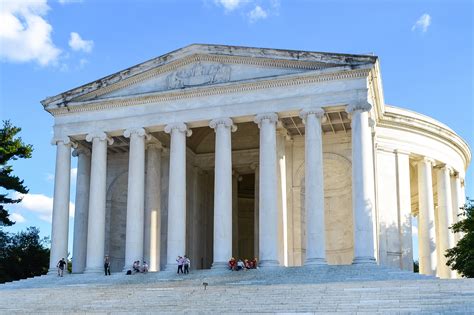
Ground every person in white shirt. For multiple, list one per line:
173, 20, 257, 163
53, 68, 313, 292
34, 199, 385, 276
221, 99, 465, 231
183, 256, 191, 274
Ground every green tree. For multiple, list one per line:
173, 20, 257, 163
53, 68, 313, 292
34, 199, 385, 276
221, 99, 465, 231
445, 198, 474, 278
0, 227, 50, 283
0, 120, 33, 227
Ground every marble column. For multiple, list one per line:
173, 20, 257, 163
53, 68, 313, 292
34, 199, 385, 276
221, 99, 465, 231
123, 128, 148, 270
395, 150, 413, 271
84, 131, 113, 273
450, 172, 463, 243
71, 146, 91, 273
232, 171, 239, 258
164, 123, 191, 270
48, 137, 73, 274
276, 127, 289, 266
300, 109, 327, 265
210, 118, 236, 268
436, 165, 455, 278
346, 102, 376, 264
144, 140, 162, 272
255, 113, 280, 267
251, 163, 259, 259
417, 157, 437, 276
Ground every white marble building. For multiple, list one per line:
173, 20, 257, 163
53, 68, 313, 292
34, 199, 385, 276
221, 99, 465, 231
41, 44, 470, 279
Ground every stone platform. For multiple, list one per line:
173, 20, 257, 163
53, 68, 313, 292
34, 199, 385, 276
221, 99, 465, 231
1, 265, 473, 314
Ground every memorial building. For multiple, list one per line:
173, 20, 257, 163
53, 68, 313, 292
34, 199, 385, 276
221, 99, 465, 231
41, 44, 470, 279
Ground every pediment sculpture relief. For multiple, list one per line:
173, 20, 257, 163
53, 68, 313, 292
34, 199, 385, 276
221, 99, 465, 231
166, 62, 231, 89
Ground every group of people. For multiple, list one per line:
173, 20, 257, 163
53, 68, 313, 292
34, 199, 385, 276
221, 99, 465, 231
228, 257, 258, 271
176, 256, 191, 274
131, 260, 149, 274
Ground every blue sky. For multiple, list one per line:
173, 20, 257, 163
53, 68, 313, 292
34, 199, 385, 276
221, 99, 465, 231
0, 0, 473, 262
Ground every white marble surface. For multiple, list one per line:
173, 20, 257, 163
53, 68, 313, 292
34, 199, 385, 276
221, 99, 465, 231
42, 45, 470, 279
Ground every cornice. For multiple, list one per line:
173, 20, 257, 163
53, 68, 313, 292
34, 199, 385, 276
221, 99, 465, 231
48, 68, 370, 116
377, 106, 471, 169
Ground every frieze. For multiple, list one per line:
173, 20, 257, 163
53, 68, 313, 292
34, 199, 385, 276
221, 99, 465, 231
166, 62, 231, 89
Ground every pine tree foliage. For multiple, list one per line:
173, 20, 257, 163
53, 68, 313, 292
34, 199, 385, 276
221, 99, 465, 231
0, 120, 33, 227
445, 198, 474, 278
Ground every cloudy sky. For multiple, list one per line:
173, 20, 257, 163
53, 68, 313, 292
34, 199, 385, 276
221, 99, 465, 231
1, 0, 473, 260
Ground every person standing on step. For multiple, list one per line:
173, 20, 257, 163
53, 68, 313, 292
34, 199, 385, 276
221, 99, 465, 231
57, 258, 66, 277
176, 256, 184, 274
104, 255, 111, 276
183, 256, 190, 274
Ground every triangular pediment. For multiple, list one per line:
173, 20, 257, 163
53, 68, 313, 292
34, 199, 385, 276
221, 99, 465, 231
42, 44, 377, 109
88, 59, 322, 100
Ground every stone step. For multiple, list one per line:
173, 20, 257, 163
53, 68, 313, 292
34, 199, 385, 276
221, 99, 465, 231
1, 265, 472, 313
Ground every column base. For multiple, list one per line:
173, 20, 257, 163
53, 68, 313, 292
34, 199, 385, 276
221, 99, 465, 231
259, 259, 280, 268
164, 264, 179, 273
352, 256, 376, 264
83, 267, 103, 274
304, 258, 326, 266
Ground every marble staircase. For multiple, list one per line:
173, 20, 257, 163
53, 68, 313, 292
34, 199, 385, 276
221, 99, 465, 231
1, 265, 473, 314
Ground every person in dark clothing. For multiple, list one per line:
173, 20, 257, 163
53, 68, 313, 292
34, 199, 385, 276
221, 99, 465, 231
104, 255, 111, 276
176, 256, 184, 274
57, 258, 66, 277
183, 256, 190, 274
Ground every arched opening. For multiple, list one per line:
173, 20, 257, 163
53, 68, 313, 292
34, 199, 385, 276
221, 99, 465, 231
300, 153, 354, 265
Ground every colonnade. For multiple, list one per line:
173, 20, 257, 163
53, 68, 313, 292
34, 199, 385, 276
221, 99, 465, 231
416, 158, 465, 278
49, 103, 379, 274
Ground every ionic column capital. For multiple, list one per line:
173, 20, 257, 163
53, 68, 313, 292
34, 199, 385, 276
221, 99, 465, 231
86, 131, 114, 145
299, 108, 326, 124
209, 118, 237, 132
254, 113, 278, 128
72, 145, 91, 157
164, 122, 192, 137
449, 168, 460, 177
346, 101, 372, 115
146, 140, 163, 151
124, 127, 151, 140
51, 135, 77, 148
417, 157, 435, 166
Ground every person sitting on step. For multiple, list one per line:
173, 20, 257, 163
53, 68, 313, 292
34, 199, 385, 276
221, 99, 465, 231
237, 259, 245, 271
244, 259, 251, 269
133, 260, 140, 273
228, 257, 236, 271
251, 257, 258, 269
141, 261, 149, 273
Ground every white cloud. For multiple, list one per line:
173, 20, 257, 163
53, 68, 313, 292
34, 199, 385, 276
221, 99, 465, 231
412, 225, 418, 236
68, 32, 94, 53
248, 5, 267, 23
412, 13, 431, 33
0, 0, 61, 66
14, 192, 75, 223
78, 58, 88, 68
10, 212, 26, 223
214, 0, 246, 12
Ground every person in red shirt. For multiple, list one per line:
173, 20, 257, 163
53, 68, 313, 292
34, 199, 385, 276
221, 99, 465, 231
228, 257, 236, 270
